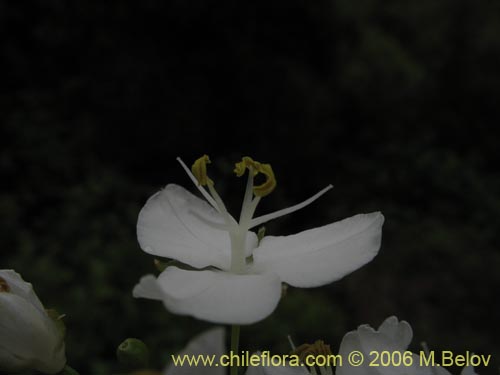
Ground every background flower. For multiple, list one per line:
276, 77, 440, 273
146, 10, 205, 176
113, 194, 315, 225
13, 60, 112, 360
0, 270, 66, 374
337, 317, 477, 375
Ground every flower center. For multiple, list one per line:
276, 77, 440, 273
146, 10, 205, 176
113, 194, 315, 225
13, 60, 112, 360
190, 155, 276, 273
177, 155, 333, 274
292, 340, 333, 361
0, 277, 10, 293
292, 340, 334, 375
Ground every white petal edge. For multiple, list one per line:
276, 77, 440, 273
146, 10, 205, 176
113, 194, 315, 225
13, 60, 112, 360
337, 330, 379, 375
132, 274, 164, 301
253, 212, 384, 287
137, 184, 257, 270
356, 325, 432, 375
460, 366, 478, 375
0, 270, 45, 314
156, 267, 282, 324
0, 293, 66, 374
337, 318, 433, 375
164, 327, 225, 375
378, 316, 413, 350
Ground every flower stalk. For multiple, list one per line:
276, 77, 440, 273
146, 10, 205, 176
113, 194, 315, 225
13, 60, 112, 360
230, 324, 240, 375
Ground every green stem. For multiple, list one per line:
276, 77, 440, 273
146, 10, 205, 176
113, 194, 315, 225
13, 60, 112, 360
230, 324, 241, 375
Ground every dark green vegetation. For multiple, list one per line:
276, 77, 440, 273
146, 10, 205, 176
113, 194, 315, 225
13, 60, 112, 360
1, 0, 499, 373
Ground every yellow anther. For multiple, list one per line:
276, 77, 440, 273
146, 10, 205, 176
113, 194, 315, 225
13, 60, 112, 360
191, 155, 213, 186
292, 340, 332, 362
252, 163, 276, 197
234, 156, 259, 177
0, 277, 10, 293
234, 156, 277, 197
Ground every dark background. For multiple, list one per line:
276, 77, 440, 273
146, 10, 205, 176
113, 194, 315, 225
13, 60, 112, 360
1, 1, 499, 374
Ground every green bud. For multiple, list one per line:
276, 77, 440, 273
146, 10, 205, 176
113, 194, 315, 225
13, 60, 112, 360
117, 338, 149, 370
153, 259, 169, 272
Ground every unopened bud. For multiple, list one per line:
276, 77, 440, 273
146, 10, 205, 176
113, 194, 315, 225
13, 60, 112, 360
117, 338, 149, 370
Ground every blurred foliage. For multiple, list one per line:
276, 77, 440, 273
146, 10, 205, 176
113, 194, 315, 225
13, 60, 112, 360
1, 0, 499, 373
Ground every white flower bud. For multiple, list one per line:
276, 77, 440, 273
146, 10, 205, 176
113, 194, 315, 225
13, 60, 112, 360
0, 269, 66, 374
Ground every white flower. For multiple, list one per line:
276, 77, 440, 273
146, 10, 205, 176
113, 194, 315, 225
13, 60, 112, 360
337, 316, 476, 375
134, 156, 384, 324
0, 270, 66, 374
337, 316, 426, 375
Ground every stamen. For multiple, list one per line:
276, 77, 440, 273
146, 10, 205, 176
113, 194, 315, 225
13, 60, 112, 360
179, 156, 237, 228
241, 196, 260, 229
191, 155, 212, 186
0, 277, 10, 293
253, 163, 276, 197
292, 340, 333, 375
239, 164, 255, 223
292, 340, 333, 360
249, 185, 333, 229
287, 335, 297, 351
234, 156, 276, 197
176, 157, 220, 212
234, 156, 256, 177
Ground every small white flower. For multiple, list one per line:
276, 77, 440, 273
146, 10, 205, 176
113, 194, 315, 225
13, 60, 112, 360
0, 270, 66, 374
337, 316, 425, 375
337, 316, 476, 375
134, 156, 384, 324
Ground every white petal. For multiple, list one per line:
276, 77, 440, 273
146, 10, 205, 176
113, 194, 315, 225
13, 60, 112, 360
337, 318, 432, 375
460, 367, 478, 375
0, 346, 28, 373
356, 325, 404, 353
137, 184, 257, 270
378, 316, 413, 349
132, 274, 164, 301
253, 212, 384, 287
157, 267, 282, 324
432, 368, 453, 375
0, 269, 45, 314
164, 328, 225, 375
337, 331, 379, 375
0, 293, 66, 374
